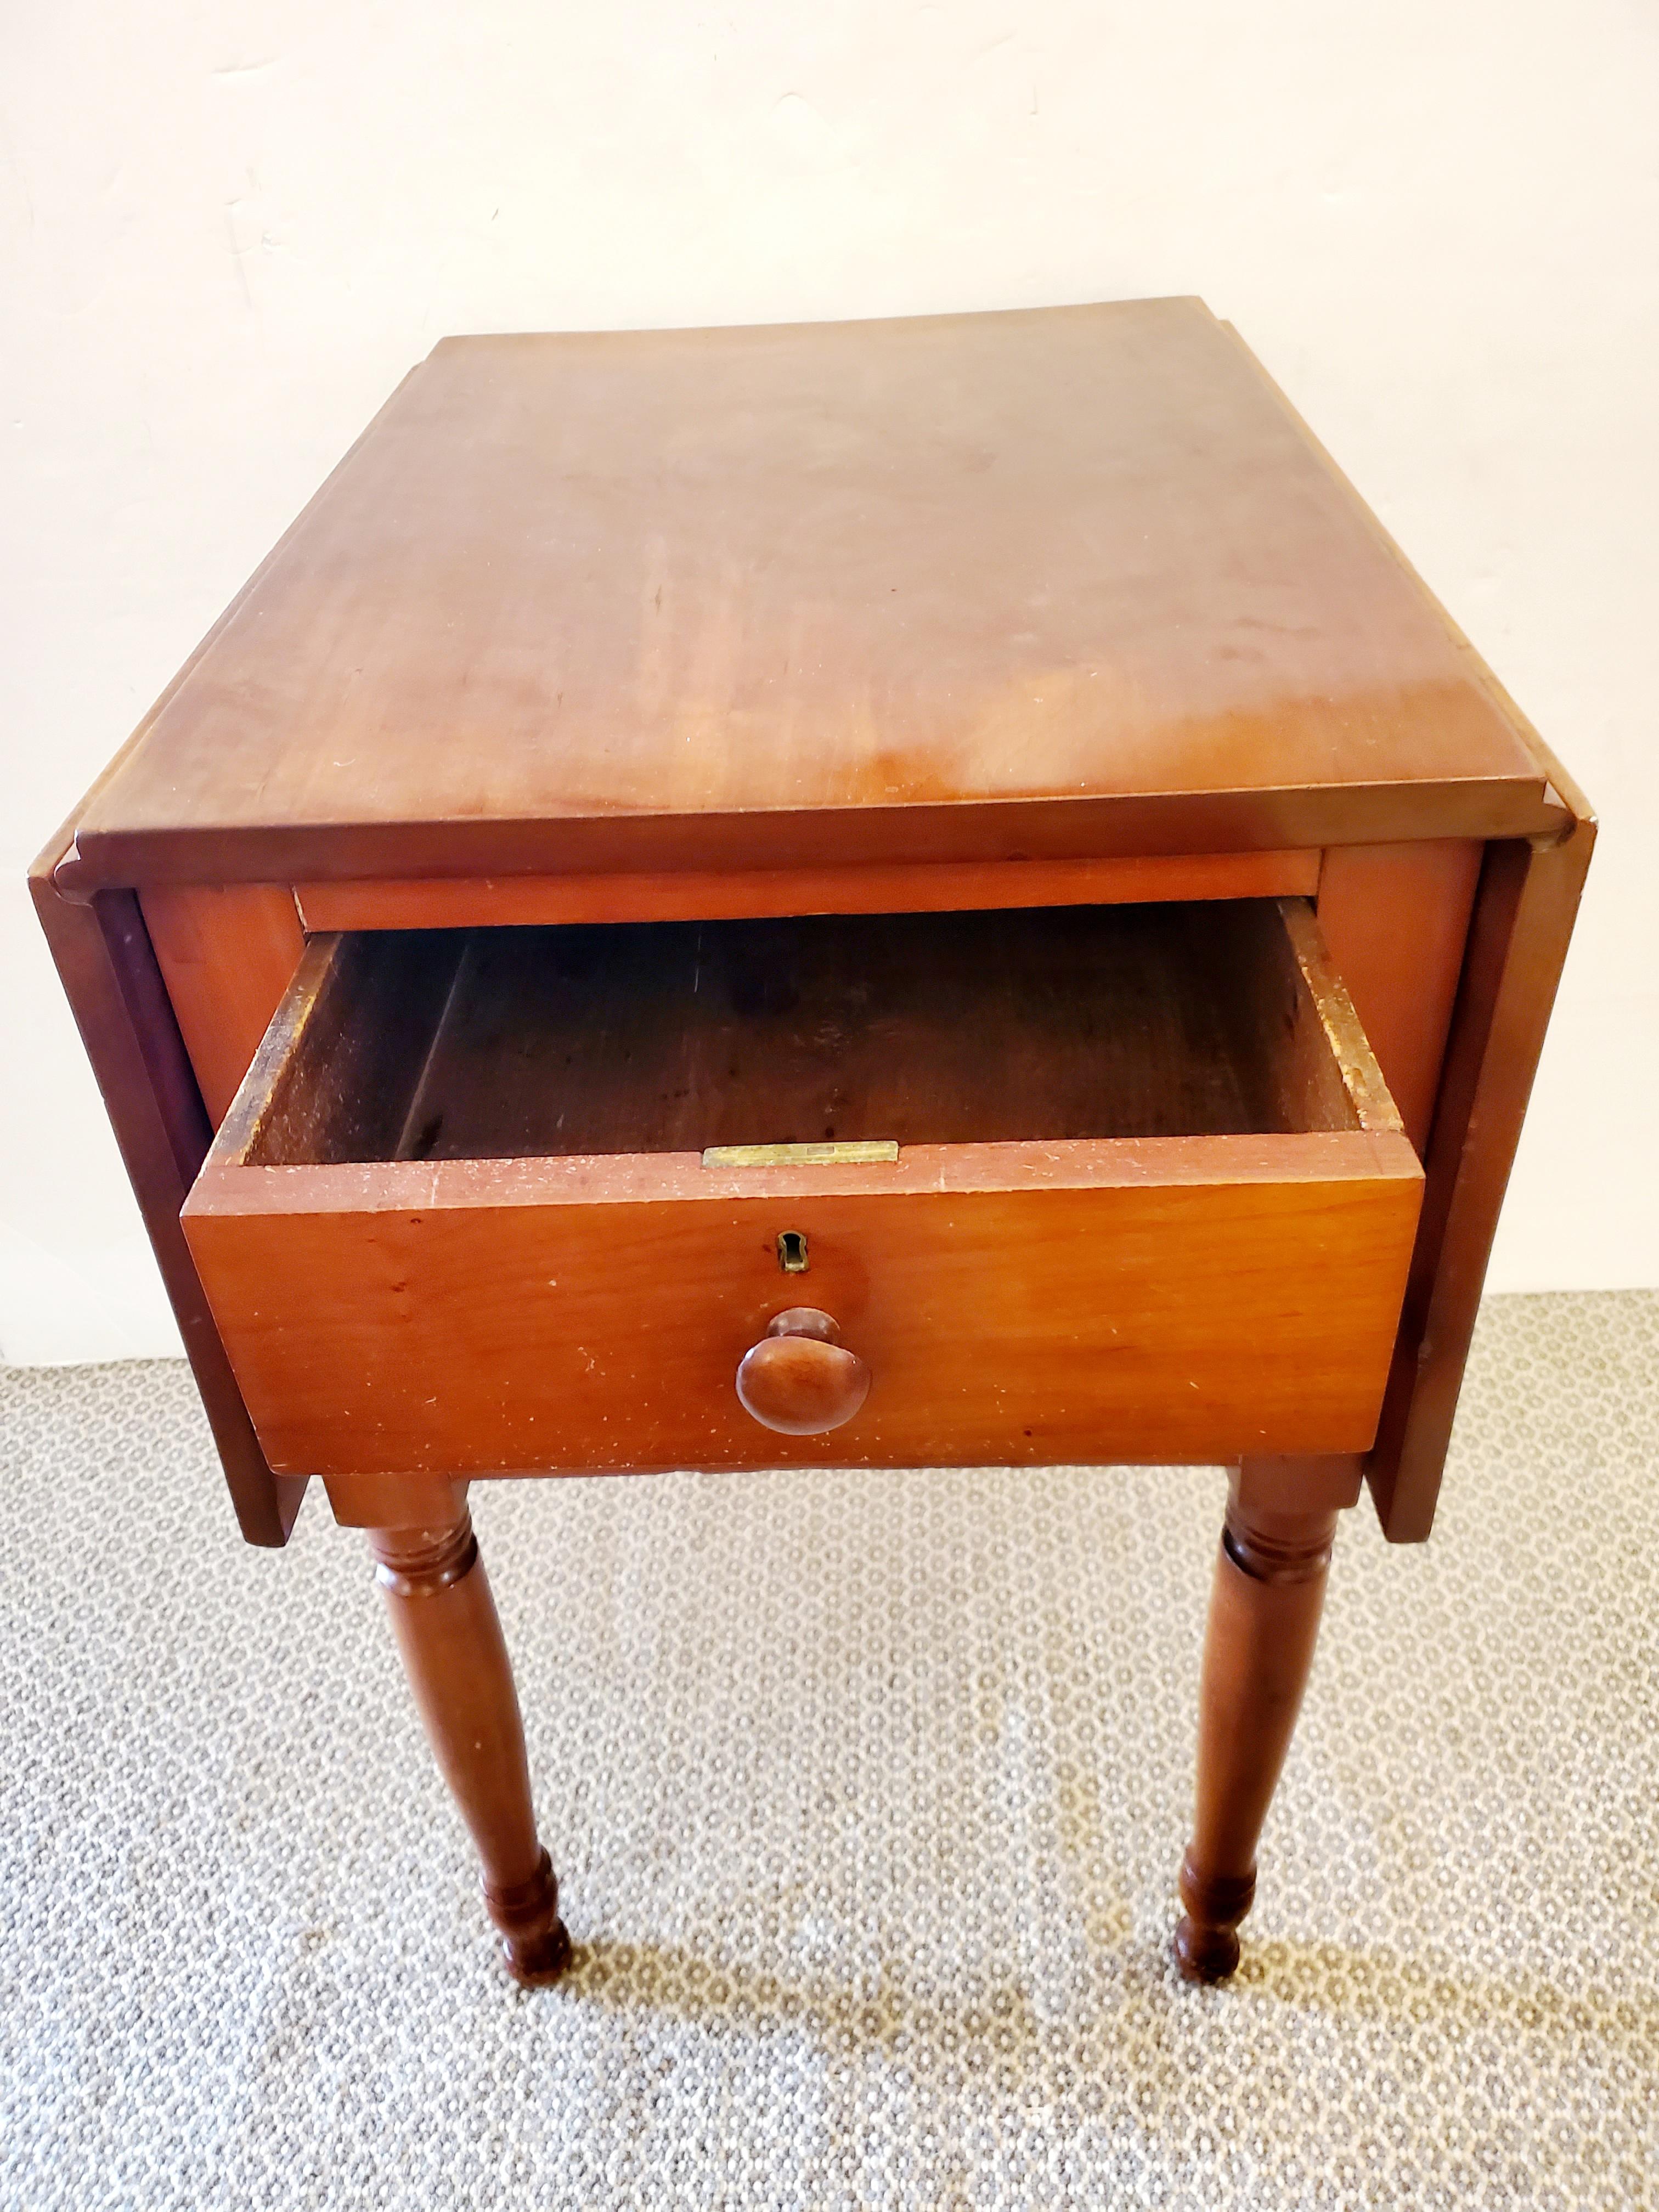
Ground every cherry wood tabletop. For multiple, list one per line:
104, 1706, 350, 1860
60, 297, 1560, 893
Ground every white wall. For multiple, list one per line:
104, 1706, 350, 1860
3, 1, 1655, 1362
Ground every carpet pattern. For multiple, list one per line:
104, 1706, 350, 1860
2, 1290, 1656, 2208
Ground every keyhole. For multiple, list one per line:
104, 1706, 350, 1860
777, 1231, 810, 1274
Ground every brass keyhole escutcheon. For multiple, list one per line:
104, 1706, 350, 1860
776, 1230, 809, 1274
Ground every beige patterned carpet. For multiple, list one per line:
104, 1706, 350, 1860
2, 1291, 1656, 2209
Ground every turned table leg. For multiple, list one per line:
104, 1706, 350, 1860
367, 1502, 571, 1985
1173, 1461, 1352, 1983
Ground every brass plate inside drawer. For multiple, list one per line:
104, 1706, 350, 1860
702, 1141, 900, 1168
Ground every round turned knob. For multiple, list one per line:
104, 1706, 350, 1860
736, 1308, 870, 1436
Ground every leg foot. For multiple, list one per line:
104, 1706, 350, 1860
1173, 1855, 1254, 1983
1173, 1466, 1340, 1984
487, 1848, 574, 1985
369, 1506, 570, 1985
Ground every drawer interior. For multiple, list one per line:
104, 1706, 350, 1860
224, 898, 1399, 1167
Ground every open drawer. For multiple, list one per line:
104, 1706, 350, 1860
182, 898, 1423, 1476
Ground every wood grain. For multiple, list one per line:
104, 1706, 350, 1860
1233, 1454, 1364, 1515
1316, 840, 1482, 1152
63, 301, 1555, 893
1175, 1474, 1343, 1982
31, 297, 1592, 1556
227, 901, 1394, 1172
325, 1471, 467, 1530
140, 884, 306, 1126
27, 850, 303, 1544
185, 1135, 1420, 1477
736, 1308, 871, 1436
184, 893, 1419, 1475
219, 930, 466, 1168
294, 851, 1323, 933
368, 1506, 571, 1984
1365, 813, 1595, 1539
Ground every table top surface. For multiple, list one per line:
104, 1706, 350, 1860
69, 297, 1555, 888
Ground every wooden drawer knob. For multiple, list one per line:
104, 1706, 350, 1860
736, 1308, 870, 1435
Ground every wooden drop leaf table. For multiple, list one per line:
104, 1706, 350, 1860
33, 300, 1592, 1987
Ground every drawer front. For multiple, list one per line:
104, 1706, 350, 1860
183, 1138, 1421, 1476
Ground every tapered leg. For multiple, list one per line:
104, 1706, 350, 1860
1173, 1466, 1344, 1983
368, 1504, 571, 1985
